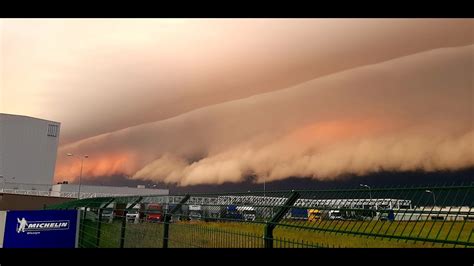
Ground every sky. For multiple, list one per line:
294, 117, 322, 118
0, 19, 473, 187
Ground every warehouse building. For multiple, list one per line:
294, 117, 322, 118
0, 113, 169, 201
0, 113, 61, 190
50, 184, 169, 198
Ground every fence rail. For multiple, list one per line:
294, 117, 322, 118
46, 184, 474, 248
0, 188, 153, 199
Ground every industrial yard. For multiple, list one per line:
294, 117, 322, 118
48, 185, 474, 248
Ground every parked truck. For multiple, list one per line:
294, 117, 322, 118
237, 206, 256, 221
166, 204, 180, 222
328, 209, 344, 220
142, 203, 164, 223
188, 205, 203, 221
202, 205, 221, 222
222, 205, 244, 221
126, 203, 141, 223
100, 203, 115, 223
290, 208, 308, 220
308, 209, 321, 222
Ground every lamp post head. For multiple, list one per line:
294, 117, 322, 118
67, 153, 88, 159
425, 190, 432, 193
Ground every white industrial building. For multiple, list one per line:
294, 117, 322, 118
0, 113, 61, 190
0, 113, 169, 199
50, 184, 169, 198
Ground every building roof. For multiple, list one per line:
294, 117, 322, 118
0, 113, 60, 124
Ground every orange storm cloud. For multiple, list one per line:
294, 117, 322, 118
2, 19, 472, 186
53, 44, 474, 186
54, 152, 139, 183
287, 118, 400, 145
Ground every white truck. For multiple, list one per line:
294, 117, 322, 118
237, 206, 256, 221
189, 205, 203, 221
100, 204, 115, 223
126, 203, 141, 223
328, 209, 344, 220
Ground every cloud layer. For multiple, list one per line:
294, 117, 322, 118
2, 19, 473, 144
56, 44, 474, 186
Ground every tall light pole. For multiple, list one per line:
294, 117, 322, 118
425, 190, 436, 206
360, 184, 372, 200
263, 175, 268, 222
360, 183, 375, 211
67, 153, 88, 199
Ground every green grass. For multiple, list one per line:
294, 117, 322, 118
79, 218, 473, 248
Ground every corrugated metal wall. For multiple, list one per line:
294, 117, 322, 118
0, 114, 60, 188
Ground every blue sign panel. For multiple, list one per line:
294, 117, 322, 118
3, 210, 79, 248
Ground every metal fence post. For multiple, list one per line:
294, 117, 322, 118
264, 191, 300, 248
96, 208, 103, 248
120, 197, 143, 248
163, 194, 190, 248
120, 210, 127, 248
80, 206, 88, 247
96, 198, 115, 248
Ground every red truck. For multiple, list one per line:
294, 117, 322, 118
144, 203, 164, 222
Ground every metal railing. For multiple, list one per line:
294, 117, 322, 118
0, 188, 151, 199
46, 184, 474, 248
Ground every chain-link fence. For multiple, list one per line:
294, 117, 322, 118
46, 184, 474, 248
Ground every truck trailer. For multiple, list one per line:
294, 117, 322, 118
290, 208, 308, 220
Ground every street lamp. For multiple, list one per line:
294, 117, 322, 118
360, 184, 372, 200
67, 153, 89, 199
263, 175, 268, 222
425, 190, 436, 206
360, 184, 376, 210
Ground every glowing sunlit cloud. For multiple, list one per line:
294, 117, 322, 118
54, 44, 473, 185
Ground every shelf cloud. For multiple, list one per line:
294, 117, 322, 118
2, 19, 472, 144
55, 44, 474, 186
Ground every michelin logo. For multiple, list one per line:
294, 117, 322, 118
16, 217, 70, 234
